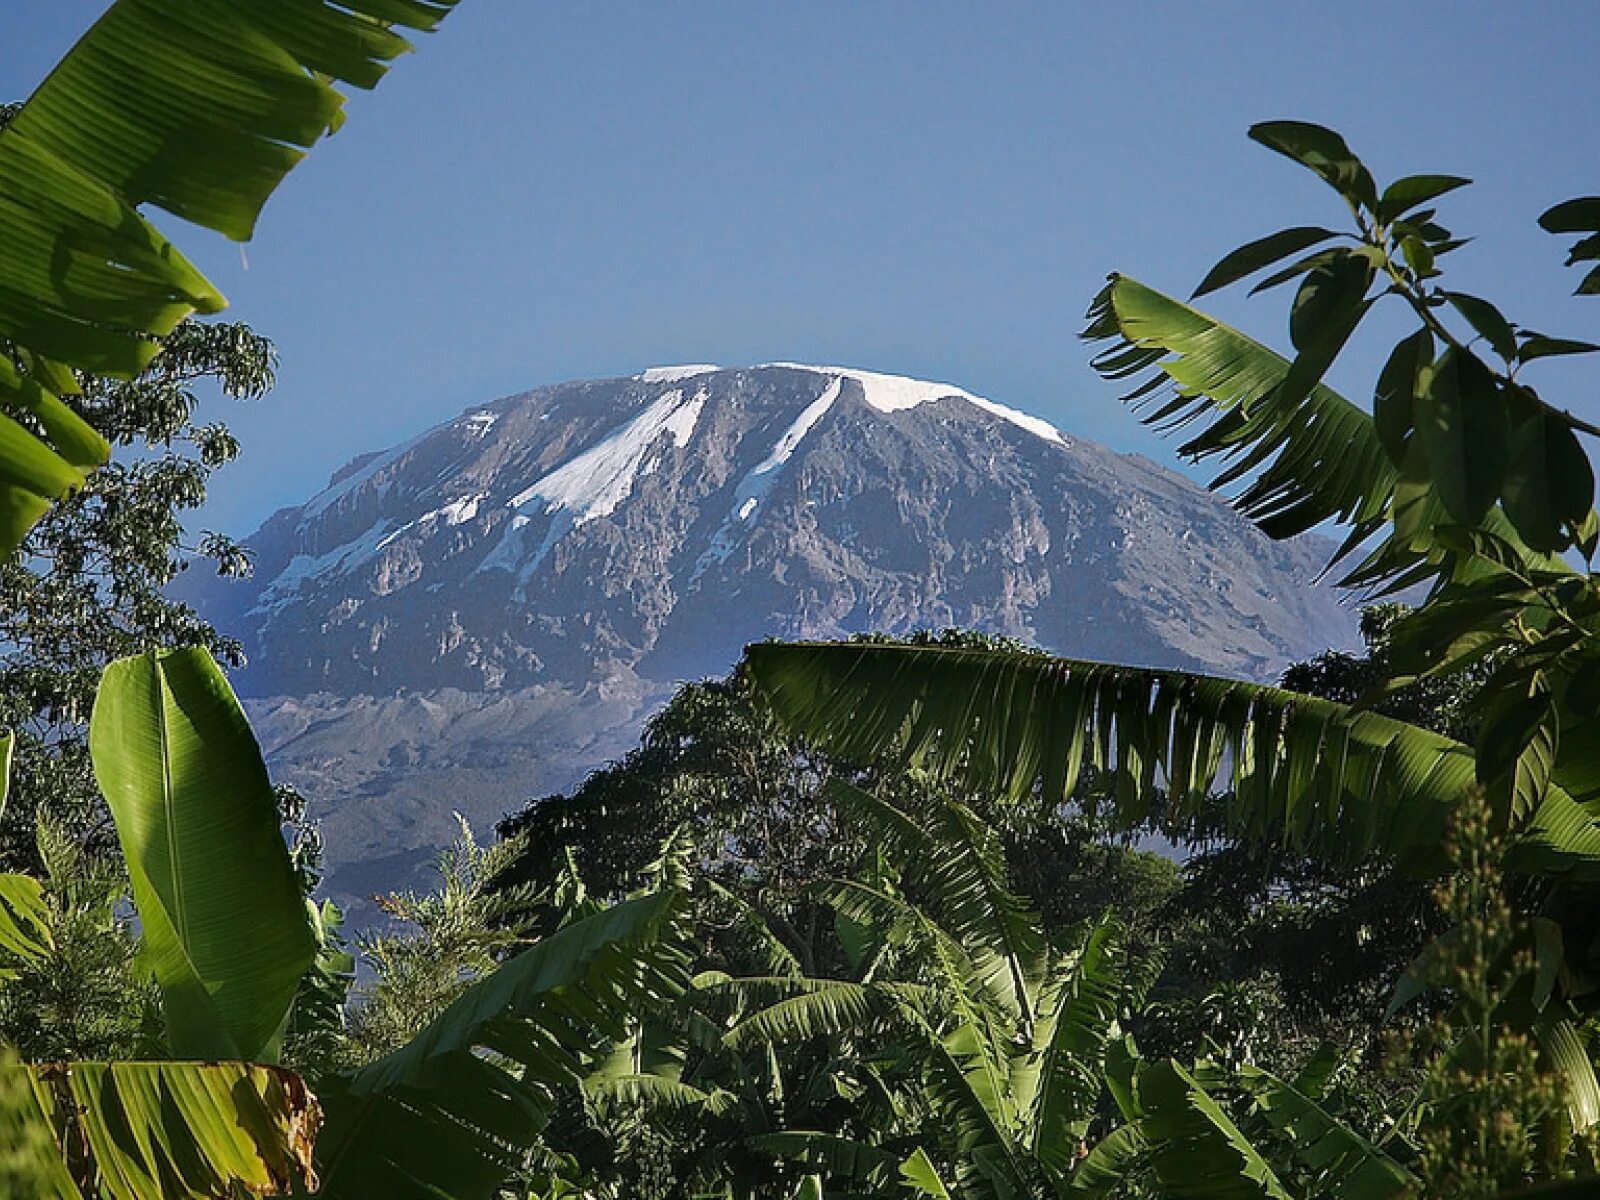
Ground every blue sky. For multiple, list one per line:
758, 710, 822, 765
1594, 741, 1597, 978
4, 2, 1598, 537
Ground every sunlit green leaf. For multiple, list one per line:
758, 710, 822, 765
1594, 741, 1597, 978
89, 647, 316, 1061
1083, 275, 1393, 545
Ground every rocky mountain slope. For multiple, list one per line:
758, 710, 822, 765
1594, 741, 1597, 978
182, 364, 1360, 915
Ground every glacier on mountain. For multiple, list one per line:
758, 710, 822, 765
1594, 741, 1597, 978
507, 385, 706, 523
765, 363, 1065, 444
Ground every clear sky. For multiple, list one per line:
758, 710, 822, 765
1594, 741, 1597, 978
4, 2, 1598, 538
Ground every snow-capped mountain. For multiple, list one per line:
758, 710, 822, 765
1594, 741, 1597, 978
183, 364, 1359, 915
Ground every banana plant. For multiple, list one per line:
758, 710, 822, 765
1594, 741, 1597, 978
310, 888, 690, 1200
0, 0, 466, 556
748, 121, 1600, 865
90, 649, 320, 1062
2, 646, 696, 1199
716, 784, 1153, 1199
747, 130, 1600, 902
0, 647, 321, 1196
1067, 1037, 1416, 1200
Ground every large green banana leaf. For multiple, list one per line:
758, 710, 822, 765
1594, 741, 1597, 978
1083, 274, 1395, 546
0, 731, 52, 969
1081, 274, 1574, 591
744, 641, 1600, 878
0, 725, 313, 1200
0, 873, 50, 972
1065, 1124, 1147, 1197
1061, 1053, 1413, 1200
88, 647, 316, 1062
1028, 918, 1128, 1175
1136, 1060, 1291, 1200
0, 1048, 317, 1200
722, 976, 918, 1051
1234, 1063, 1414, 1198
312, 889, 688, 1200
900, 1147, 957, 1198
0, 0, 464, 555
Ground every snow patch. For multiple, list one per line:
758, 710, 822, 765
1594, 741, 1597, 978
484, 387, 707, 584
508, 387, 705, 524
696, 376, 844, 576
250, 521, 398, 617
372, 492, 486, 552
435, 494, 484, 526
765, 363, 1063, 444
750, 376, 843, 479
460, 411, 499, 438
301, 429, 430, 520
638, 364, 720, 383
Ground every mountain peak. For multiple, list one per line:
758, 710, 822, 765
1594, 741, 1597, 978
635, 363, 721, 383
761, 363, 1067, 445
179, 364, 1358, 914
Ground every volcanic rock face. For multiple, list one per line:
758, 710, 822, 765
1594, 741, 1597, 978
183, 364, 1358, 914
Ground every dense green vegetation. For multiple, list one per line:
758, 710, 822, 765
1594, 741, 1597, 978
0, 1, 1597, 1196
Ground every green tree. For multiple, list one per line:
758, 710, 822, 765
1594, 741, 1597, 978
345, 817, 538, 1061
0, 316, 273, 868
0, 816, 160, 1063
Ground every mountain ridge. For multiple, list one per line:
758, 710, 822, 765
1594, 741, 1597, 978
180, 363, 1360, 916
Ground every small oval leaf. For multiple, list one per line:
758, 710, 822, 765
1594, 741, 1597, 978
1517, 334, 1600, 363
1444, 291, 1519, 362
1378, 174, 1471, 223
1249, 120, 1379, 211
1193, 226, 1341, 298
1540, 197, 1600, 233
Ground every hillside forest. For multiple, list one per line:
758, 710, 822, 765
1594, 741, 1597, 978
2, 3, 1600, 1198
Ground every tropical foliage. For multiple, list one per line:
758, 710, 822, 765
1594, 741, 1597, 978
743, 121, 1600, 1193
0, 0, 469, 1193
0, 0, 465, 555
0, 310, 273, 871
4, 0, 1600, 1190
